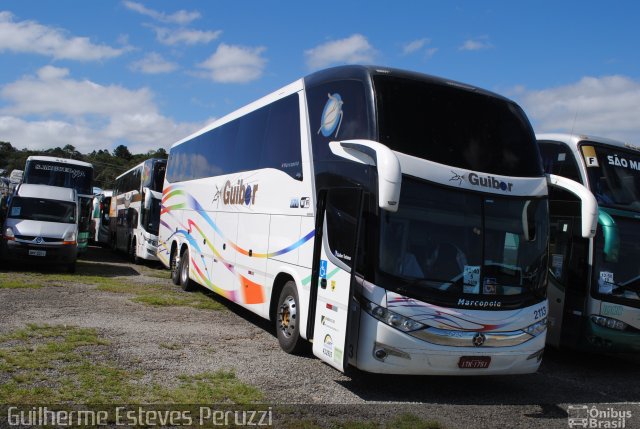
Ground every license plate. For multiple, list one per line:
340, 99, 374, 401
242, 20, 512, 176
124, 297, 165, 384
458, 356, 491, 369
28, 250, 46, 257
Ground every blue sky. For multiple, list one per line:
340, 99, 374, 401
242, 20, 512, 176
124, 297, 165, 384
1, 1, 639, 154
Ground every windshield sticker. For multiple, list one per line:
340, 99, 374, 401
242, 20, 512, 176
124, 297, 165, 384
463, 265, 481, 294
552, 254, 564, 278
483, 278, 497, 295
581, 146, 600, 168
606, 154, 640, 171
598, 271, 614, 294
558, 153, 566, 162
318, 93, 344, 138
10, 207, 21, 216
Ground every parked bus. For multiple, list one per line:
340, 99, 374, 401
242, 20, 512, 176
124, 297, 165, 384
538, 133, 640, 352
159, 66, 596, 375
110, 159, 166, 263
22, 156, 93, 253
91, 190, 112, 246
1, 184, 79, 272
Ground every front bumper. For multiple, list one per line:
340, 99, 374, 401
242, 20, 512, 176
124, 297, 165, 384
355, 311, 545, 375
1, 239, 77, 265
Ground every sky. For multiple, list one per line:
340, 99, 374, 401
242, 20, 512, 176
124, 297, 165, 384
1, 1, 640, 155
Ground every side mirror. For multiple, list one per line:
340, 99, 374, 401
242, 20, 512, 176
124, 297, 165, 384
546, 174, 598, 238
328, 140, 401, 212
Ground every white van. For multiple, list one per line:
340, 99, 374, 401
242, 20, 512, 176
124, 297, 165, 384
1, 184, 79, 272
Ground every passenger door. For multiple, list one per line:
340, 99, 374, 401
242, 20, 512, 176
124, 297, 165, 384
309, 188, 363, 373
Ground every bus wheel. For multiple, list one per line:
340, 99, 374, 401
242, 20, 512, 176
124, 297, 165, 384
178, 248, 195, 291
276, 281, 305, 354
130, 238, 140, 264
170, 249, 180, 285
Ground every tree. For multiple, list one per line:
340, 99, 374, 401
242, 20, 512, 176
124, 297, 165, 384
113, 144, 132, 160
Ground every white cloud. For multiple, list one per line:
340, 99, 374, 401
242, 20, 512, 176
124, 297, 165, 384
153, 26, 221, 46
401, 38, 437, 60
402, 38, 429, 55
0, 11, 128, 61
514, 75, 640, 144
1, 67, 155, 117
0, 66, 204, 153
130, 53, 178, 74
459, 37, 493, 51
305, 34, 376, 70
197, 43, 267, 83
123, 1, 200, 25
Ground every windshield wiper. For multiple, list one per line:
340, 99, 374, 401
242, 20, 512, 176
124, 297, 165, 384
605, 280, 640, 297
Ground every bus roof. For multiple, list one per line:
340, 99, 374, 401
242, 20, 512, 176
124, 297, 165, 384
26, 155, 93, 169
114, 158, 166, 181
536, 133, 635, 151
169, 65, 516, 152
16, 183, 77, 202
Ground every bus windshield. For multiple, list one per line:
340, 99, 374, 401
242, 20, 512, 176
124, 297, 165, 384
379, 177, 548, 304
24, 160, 93, 196
593, 216, 640, 307
374, 75, 542, 177
583, 144, 640, 212
9, 196, 76, 224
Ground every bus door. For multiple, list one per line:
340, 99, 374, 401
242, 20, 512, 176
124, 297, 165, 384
548, 215, 590, 347
308, 188, 363, 372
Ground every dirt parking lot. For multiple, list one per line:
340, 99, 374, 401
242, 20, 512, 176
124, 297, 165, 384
1, 246, 640, 429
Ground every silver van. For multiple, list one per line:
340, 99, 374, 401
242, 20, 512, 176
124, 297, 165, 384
1, 184, 79, 272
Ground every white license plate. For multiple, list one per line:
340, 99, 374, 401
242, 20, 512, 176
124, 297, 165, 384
28, 250, 46, 257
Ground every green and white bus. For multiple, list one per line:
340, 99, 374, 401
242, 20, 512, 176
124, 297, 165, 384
538, 133, 640, 352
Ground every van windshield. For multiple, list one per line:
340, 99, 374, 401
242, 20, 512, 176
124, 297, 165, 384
9, 197, 76, 224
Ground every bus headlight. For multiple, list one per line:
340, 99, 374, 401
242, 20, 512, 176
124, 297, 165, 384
591, 315, 628, 331
363, 299, 425, 332
146, 237, 158, 246
523, 318, 547, 337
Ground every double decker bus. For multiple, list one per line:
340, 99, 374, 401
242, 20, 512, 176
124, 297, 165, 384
22, 156, 94, 253
538, 133, 640, 352
159, 66, 596, 375
110, 159, 166, 263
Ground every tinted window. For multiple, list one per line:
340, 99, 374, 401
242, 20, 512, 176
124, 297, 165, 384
24, 160, 93, 195
167, 94, 302, 182
306, 80, 372, 162
539, 141, 583, 183
9, 196, 76, 224
374, 75, 542, 177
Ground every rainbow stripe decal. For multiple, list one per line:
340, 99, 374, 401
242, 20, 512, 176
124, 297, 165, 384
160, 185, 315, 305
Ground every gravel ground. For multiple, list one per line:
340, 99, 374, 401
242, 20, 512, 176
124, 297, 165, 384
1, 246, 640, 429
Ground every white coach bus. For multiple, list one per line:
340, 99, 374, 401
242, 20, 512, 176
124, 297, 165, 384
110, 158, 166, 263
159, 66, 596, 375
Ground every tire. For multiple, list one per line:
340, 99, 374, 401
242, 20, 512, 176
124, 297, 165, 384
130, 237, 140, 264
170, 248, 181, 285
178, 248, 195, 291
110, 235, 117, 252
67, 262, 76, 273
276, 281, 306, 354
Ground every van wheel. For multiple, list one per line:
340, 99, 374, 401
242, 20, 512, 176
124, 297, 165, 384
178, 248, 195, 291
130, 237, 140, 264
276, 281, 305, 354
170, 248, 181, 285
